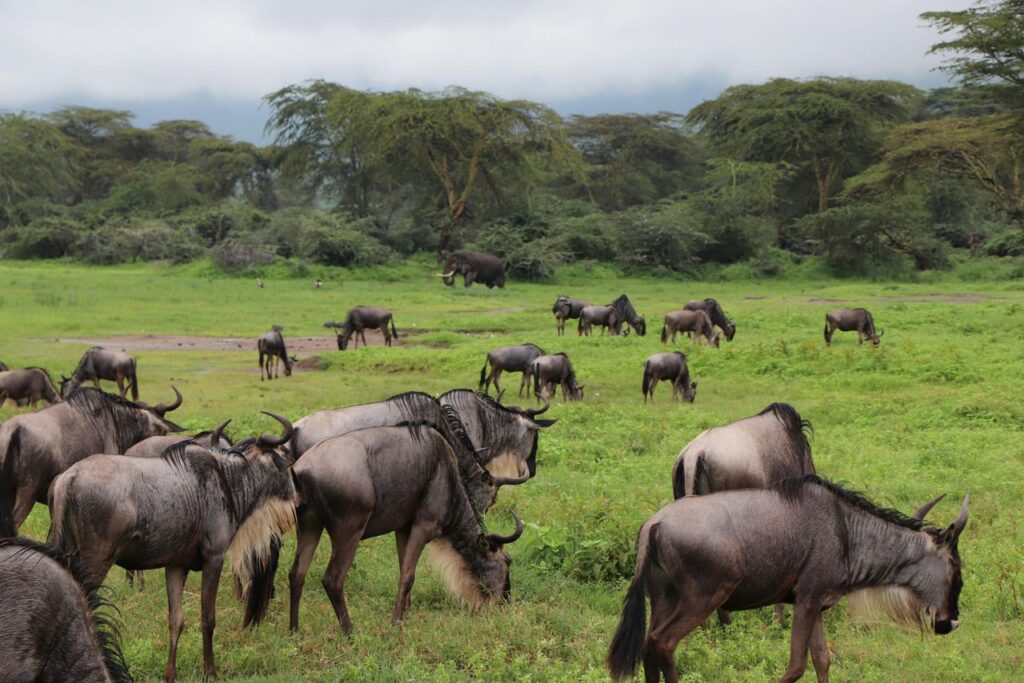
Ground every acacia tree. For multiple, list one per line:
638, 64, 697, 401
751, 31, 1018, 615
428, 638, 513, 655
688, 78, 921, 213
0, 114, 75, 226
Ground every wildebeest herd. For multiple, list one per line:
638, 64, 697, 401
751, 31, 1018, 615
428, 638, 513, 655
0, 262, 971, 683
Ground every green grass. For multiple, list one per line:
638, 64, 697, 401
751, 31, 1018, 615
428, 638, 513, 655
2, 259, 1022, 682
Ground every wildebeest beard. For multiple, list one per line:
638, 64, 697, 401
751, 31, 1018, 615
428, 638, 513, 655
65, 387, 161, 452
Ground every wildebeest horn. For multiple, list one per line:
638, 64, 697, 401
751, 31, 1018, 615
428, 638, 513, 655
949, 495, 969, 538
60, 373, 69, 381
211, 419, 231, 445
912, 494, 945, 521
878, 329, 885, 337
257, 411, 294, 447
493, 473, 530, 487
495, 388, 506, 404
524, 393, 549, 417
151, 386, 183, 416
487, 511, 524, 545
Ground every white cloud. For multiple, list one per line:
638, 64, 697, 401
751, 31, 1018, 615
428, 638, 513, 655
1, 0, 965, 107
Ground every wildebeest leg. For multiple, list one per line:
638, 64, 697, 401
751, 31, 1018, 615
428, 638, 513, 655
164, 566, 188, 683
778, 600, 821, 683
393, 523, 435, 624
199, 557, 224, 679
12, 488, 35, 530
394, 530, 411, 611
649, 377, 659, 403
492, 368, 503, 395
808, 613, 829, 682
322, 513, 371, 635
645, 577, 723, 683
518, 370, 530, 398
382, 325, 391, 347
117, 375, 126, 397
289, 510, 325, 632
360, 329, 368, 347
259, 350, 266, 381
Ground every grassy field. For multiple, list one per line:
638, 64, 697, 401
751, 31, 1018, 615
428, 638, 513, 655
1, 259, 1022, 682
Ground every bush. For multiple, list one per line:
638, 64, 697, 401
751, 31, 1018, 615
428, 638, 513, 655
297, 223, 395, 267
71, 220, 203, 264
211, 239, 277, 270
613, 201, 709, 274
4, 217, 81, 258
986, 229, 1024, 257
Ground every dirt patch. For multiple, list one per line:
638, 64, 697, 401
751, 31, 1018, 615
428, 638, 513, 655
806, 297, 845, 303
54, 331, 421, 353
875, 293, 991, 304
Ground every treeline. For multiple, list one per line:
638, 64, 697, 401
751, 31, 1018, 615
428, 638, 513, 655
2, 3, 1022, 277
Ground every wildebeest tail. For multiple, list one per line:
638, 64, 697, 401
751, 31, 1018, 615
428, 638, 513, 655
390, 316, 399, 340
129, 358, 139, 402
0, 428, 19, 536
607, 523, 656, 680
660, 325, 668, 343
672, 455, 686, 499
761, 402, 814, 474
479, 355, 489, 390
823, 320, 829, 343
642, 363, 651, 399
243, 536, 281, 627
693, 453, 712, 495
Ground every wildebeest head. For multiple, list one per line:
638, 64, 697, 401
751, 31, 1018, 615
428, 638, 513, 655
869, 328, 884, 346
927, 496, 968, 635
553, 297, 572, 317
723, 321, 737, 341
633, 317, 647, 337
478, 511, 525, 601
682, 381, 698, 403
136, 386, 186, 433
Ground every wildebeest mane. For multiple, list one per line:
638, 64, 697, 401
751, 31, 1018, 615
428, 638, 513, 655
0, 536, 132, 682
381, 390, 442, 421
440, 389, 538, 457
610, 294, 640, 323
758, 402, 814, 474
776, 475, 934, 532
65, 387, 156, 452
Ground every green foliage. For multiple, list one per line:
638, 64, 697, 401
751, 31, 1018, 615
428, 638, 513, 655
3, 216, 81, 258
0, 114, 76, 226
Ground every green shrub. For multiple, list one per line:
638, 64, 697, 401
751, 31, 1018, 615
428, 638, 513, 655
4, 217, 81, 258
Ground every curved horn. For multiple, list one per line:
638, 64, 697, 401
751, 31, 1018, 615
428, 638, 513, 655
152, 386, 183, 416
60, 373, 69, 381
493, 473, 530, 487
486, 510, 524, 545
878, 329, 885, 337
257, 411, 294, 447
210, 419, 231, 446
912, 494, 945, 521
524, 393, 550, 417
950, 495, 969, 538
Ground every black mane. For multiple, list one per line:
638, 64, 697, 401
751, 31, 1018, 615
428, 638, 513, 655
610, 294, 640, 323
758, 402, 813, 473
776, 475, 934, 532
65, 387, 155, 452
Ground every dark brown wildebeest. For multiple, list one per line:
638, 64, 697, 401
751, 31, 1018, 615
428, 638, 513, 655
552, 296, 590, 336
48, 413, 298, 683
0, 387, 183, 530
578, 305, 622, 336
531, 353, 584, 401
641, 352, 697, 404
257, 325, 294, 380
610, 294, 647, 336
324, 306, 399, 350
283, 423, 525, 634
61, 347, 139, 400
436, 251, 506, 288
479, 343, 545, 397
608, 477, 968, 683
672, 402, 815, 625
685, 298, 736, 341
660, 310, 720, 347
290, 389, 554, 480
825, 308, 883, 346
0, 367, 62, 407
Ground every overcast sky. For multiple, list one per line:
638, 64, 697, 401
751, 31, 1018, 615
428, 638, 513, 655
1, 0, 966, 142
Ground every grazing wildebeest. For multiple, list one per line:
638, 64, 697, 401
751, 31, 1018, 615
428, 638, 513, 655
291, 389, 555, 480
436, 251, 506, 288
324, 306, 399, 350
48, 413, 298, 683
641, 352, 697, 404
284, 423, 525, 634
0, 367, 61, 407
685, 298, 736, 341
608, 477, 968, 683
479, 343, 545, 397
257, 325, 294, 380
825, 308, 883, 346
552, 296, 590, 336
672, 402, 815, 625
531, 353, 584, 401
661, 310, 720, 347
610, 294, 647, 336
0, 387, 184, 530
578, 305, 622, 336
61, 347, 139, 401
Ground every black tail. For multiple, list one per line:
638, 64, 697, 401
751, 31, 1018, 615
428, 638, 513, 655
129, 360, 139, 402
693, 453, 712, 495
672, 456, 686, 499
642, 363, 651, 400
660, 325, 668, 344
823, 320, 829, 343
479, 356, 490, 390
0, 428, 20, 537
608, 525, 655, 680
243, 536, 281, 628
390, 316, 399, 340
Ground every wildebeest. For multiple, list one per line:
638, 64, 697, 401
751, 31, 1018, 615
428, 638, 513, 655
531, 353, 584, 401
0, 367, 61, 407
61, 347, 139, 400
0, 387, 184, 530
608, 477, 968, 683
825, 308, 883, 346
641, 352, 697, 404
610, 294, 647, 336
685, 298, 736, 341
324, 306, 399, 350
552, 296, 590, 336
284, 423, 525, 634
479, 343, 545, 397
123, 420, 233, 459
672, 402, 815, 625
436, 251, 506, 288
290, 389, 555, 480
660, 310, 720, 347
257, 325, 294, 380
48, 413, 298, 682
578, 305, 622, 336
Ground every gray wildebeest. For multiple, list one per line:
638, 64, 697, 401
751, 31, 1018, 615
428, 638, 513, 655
257, 325, 294, 380
531, 353, 584, 401
641, 352, 697, 404
479, 343, 545, 398
0, 367, 61, 407
661, 310, 720, 347
48, 413, 298, 682
290, 389, 554, 480
283, 422, 525, 634
578, 305, 622, 336
552, 296, 590, 336
685, 298, 736, 341
61, 347, 139, 401
672, 402, 815, 625
825, 308, 883, 346
611, 294, 647, 336
436, 251, 506, 288
0, 386, 183, 530
608, 476, 968, 683
324, 306, 398, 350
